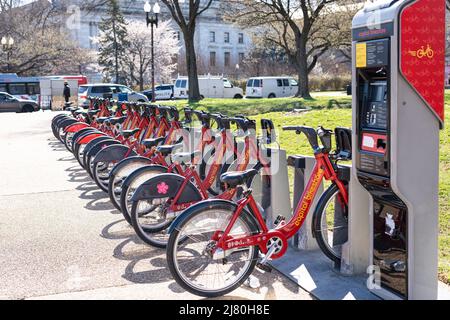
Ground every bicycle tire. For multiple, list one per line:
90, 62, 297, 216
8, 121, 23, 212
167, 201, 260, 297
119, 165, 169, 224
131, 199, 173, 248
73, 131, 99, 167
82, 136, 113, 169
107, 157, 157, 211
312, 183, 348, 265
93, 161, 113, 192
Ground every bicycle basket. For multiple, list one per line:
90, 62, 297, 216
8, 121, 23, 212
334, 127, 352, 160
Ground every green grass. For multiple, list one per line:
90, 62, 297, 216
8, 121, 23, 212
159, 92, 351, 116
254, 105, 450, 284
439, 91, 450, 283
162, 91, 449, 284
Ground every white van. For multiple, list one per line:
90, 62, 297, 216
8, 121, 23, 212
246, 77, 298, 98
174, 76, 244, 99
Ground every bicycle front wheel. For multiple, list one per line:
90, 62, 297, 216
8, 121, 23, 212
167, 202, 259, 298
312, 183, 349, 265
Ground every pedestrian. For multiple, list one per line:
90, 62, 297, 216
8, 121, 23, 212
63, 81, 71, 104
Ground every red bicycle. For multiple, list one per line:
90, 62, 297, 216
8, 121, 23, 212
166, 125, 351, 297
127, 115, 262, 248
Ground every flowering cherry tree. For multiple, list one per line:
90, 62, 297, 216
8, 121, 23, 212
123, 20, 180, 90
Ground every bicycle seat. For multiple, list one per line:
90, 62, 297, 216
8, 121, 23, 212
220, 169, 259, 189
122, 128, 140, 139
157, 143, 184, 156
171, 150, 201, 165
109, 116, 127, 125
142, 136, 165, 148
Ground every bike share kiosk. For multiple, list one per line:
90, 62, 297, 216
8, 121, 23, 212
350, 0, 445, 299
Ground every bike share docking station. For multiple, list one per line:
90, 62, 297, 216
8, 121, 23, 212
266, 0, 447, 300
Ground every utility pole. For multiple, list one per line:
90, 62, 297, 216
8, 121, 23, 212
112, 19, 119, 84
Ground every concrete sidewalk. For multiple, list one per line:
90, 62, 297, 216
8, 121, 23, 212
0, 111, 311, 300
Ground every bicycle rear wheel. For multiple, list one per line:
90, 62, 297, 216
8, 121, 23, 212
312, 183, 349, 264
167, 202, 259, 298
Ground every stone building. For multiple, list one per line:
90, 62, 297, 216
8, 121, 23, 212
52, 0, 252, 81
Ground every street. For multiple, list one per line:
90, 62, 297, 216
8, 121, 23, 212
0, 111, 312, 300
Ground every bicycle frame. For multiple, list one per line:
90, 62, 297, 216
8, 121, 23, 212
165, 131, 263, 213
214, 151, 349, 260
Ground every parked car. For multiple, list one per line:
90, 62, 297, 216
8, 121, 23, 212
78, 84, 149, 108
142, 84, 174, 101
174, 76, 244, 99
246, 77, 298, 98
0, 92, 40, 113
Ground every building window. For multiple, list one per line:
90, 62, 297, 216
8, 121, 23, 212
210, 52, 216, 67
224, 32, 230, 43
238, 33, 244, 44
224, 52, 230, 67
175, 31, 181, 40
209, 31, 215, 42
238, 52, 245, 64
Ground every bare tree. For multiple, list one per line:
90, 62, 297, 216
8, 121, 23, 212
224, 0, 353, 99
0, 0, 87, 75
160, 0, 214, 101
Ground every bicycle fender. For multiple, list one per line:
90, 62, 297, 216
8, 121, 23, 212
53, 116, 71, 128
110, 156, 155, 176
72, 128, 98, 144
52, 114, 67, 123
92, 144, 136, 163
86, 140, 120, 159
167, 199, 261, 235
121, 164, 169, 190
57, 118, 78, 129
130, 173, 202, 204
64, 122, 89, 133
78, 132, 106, 145
84, 136, 113, 155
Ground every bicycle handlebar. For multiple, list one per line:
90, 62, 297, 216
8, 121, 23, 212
229, 117, 256, 132
210, 113, 231, 130
283, 126, 320, 151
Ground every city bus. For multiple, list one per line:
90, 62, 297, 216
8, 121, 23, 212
0, 73, 41, 102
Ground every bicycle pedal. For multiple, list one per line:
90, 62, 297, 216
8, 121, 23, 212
256, 263, 272, 273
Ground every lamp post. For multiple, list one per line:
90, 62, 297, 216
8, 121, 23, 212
144, 1, 160, 103
1, 36, 14, 72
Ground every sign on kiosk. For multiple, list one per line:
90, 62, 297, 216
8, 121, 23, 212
350, 0, 445, 300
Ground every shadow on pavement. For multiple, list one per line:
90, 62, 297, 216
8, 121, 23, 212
48, 135, 302, 300
101, 219, 136, 240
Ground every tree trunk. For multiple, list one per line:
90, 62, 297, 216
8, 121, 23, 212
295, 42, 312, 99
139, 52, 144, 91
139, 71, 144, 91
184, 34, 201, 101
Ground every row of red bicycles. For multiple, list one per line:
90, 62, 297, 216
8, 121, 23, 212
51, 97, 352, 297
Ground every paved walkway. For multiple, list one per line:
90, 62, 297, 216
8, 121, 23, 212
0, 111, 311, 300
